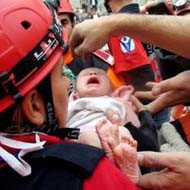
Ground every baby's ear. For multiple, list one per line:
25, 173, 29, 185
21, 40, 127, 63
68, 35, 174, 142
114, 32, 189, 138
69, 91, 80, 102
112, 85, 134, 101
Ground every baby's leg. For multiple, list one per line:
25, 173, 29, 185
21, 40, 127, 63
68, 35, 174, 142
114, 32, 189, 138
78, 131, 101, 148
111, 134, 139, 184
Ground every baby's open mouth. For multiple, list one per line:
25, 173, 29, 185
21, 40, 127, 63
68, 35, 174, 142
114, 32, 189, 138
87, 77, 100, 85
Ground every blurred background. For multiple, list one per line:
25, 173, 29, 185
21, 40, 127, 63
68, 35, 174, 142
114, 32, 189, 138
70, 0, 165, 10
69, 0, 185, 21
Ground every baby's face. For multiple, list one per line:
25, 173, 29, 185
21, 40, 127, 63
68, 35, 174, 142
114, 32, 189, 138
76, 68, 112, 97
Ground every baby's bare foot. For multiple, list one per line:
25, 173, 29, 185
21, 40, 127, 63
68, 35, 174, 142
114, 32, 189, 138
96, 119, 119, 161
113, 134, 139, 183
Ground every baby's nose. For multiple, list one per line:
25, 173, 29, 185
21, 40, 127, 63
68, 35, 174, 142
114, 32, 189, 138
89, 72, 97, 75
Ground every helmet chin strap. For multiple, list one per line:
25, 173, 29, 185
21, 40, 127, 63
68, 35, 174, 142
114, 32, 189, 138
37, 74, 58, 134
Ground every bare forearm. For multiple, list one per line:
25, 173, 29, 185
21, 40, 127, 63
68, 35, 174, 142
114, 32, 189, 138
107, 14, 190, 57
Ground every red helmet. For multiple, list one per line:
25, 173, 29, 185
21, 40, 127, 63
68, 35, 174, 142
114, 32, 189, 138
58, 0, 75, 15
0, 0, 65, 112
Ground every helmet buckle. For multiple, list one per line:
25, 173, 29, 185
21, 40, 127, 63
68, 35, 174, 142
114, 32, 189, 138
0, 72, 22, 101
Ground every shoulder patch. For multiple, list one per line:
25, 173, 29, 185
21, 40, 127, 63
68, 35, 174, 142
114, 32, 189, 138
120, 36, 135, 53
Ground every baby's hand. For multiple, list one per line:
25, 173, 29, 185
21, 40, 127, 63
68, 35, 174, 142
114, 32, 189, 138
130, 95, 146, 113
